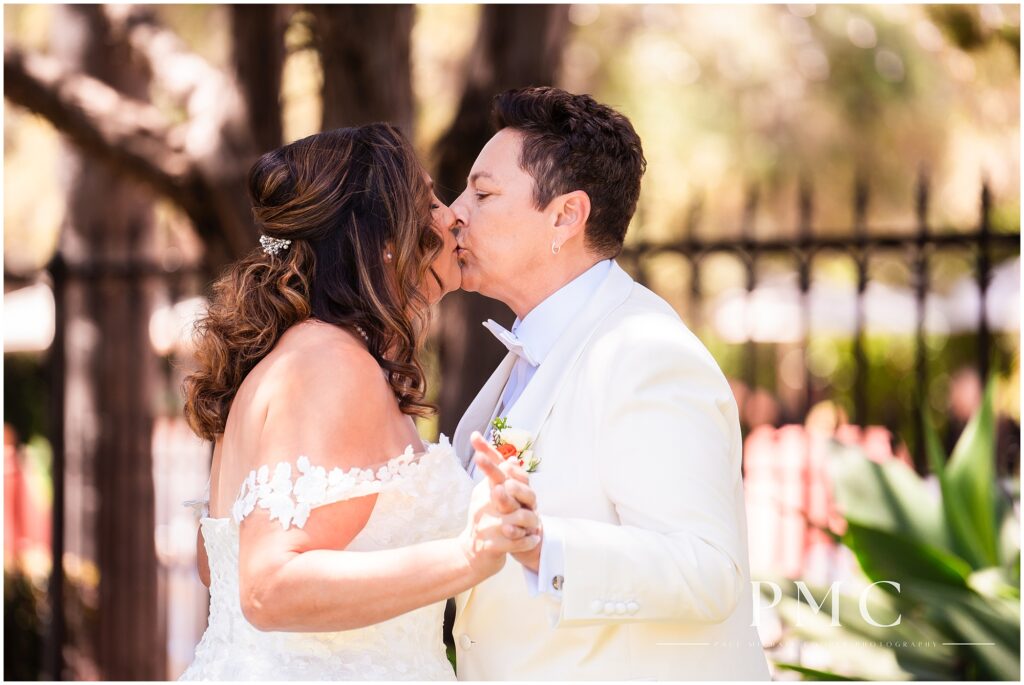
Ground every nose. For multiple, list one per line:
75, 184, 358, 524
449, 190, 470, 231
436, 202, 457, 231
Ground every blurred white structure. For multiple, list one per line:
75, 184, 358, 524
3, 282, 56, 352
712, 256, 1019, 343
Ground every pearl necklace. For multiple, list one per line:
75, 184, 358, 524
354, 325, 369, 343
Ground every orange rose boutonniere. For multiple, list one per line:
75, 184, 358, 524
490, 417, 540, 473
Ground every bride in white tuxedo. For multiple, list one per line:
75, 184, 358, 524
447, 87, 772, 680
178, 123, 537, 680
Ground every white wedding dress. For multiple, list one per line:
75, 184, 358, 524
179, 437, 473, 681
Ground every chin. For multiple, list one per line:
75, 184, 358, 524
457, 265, 480, 293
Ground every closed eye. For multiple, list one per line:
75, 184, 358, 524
475, 192, 491, 201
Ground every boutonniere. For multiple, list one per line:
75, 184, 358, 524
490, 417, 541, 473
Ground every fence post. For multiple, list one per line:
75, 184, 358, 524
44, 255, 67, 680
912, 166, 931, 474
742, 183, 760, 427
685, 194, 703, 332
852, 175, 869, 426
798, 179, 814, 417
977, 179, 992, 383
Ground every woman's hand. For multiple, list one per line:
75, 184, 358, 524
458, 432, 540, 580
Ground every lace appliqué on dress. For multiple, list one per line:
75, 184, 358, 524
178, 436, 469, 681
231, 436, 454, 531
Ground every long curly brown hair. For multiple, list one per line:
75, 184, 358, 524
183, 124, 443, 442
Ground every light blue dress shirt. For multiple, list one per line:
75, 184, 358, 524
486, 258, 613, 600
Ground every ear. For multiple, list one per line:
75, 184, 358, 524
550, 190, 591, 246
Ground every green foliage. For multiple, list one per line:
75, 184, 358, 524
4, 353, 49, 442
774, 662, 859, 680
771, 380, 1020, 680
935, 380, 1003, 568
4, 569, 44, 680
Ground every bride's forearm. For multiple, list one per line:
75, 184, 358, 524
241, 536, 483, 632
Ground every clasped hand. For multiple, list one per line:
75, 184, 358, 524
459, 431, 542, 578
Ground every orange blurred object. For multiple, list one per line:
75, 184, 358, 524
743, 419, 909, 583
4, 424, 51, 568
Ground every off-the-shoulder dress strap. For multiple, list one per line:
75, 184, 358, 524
230, 437, 454, 531
182, 475, 211, 518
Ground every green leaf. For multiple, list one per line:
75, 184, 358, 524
939, 379, 1000, 568
909, 580, 1021, 681
996, 484, 1020, 567
968, 566, 1020, 601
922, 405, 947, 478
842, 521, 972, 592
773, 579, 956, 678
771, 662, 859, 681
828, 441, 951, 551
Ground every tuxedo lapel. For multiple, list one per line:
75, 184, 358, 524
453, 351, 518, 470
504, 261, 635, 444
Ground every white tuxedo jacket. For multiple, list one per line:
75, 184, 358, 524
452, 261, 771, 680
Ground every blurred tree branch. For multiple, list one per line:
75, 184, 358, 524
927, 5, 1021, 59
3, 5, 284, 270
3, 48, 190, 194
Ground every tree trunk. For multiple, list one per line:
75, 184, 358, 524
230, 5, 288, 152
51, 4, 165, 679
308, 4, 414, 134
432, 5, 571, 437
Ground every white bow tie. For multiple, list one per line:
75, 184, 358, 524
482, 319, 539, 367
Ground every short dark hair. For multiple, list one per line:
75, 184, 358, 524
491, 87, 646, 257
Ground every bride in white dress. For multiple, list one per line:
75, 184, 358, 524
177, 124, 539, 680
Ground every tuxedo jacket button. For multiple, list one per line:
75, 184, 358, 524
590, 600, 603, 613
459, 634, 473, 650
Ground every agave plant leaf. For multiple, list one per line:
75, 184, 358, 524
968, 566, 1020, 601
771, 662, 860, 681
939, 380, 1001, 569
772, 579, 956, 678
997, 488, 1020, 569
907, 578, 1020, 680
842, 521, 972, 593
828, 441, 952, 551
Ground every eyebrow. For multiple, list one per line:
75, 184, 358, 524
468, 171, 495, 184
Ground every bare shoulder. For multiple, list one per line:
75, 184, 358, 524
265, 319, 384, 391
254, 320, 396, 462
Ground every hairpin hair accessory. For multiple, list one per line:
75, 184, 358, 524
260, 234, 292, 256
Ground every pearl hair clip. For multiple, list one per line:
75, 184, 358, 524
260, 234, 292, 256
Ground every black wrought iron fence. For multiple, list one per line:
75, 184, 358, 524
620, 174, 1020, 476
